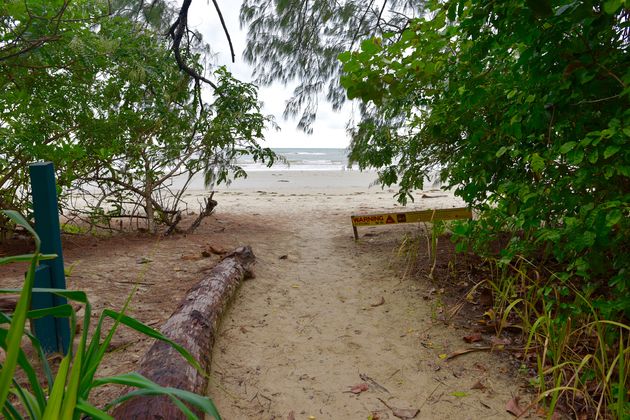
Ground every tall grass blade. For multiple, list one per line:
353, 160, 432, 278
0, 253, 56, 264
2, 398, 21, 419
0, 250, 39, 409
96, 373, 221, 419
75, 400, 115, 419
10, 383, 41, 419
41, 354, 70, 420
103, 309, 204, 373
2, 211, 40, 249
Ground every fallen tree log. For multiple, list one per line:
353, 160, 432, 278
112, 245, 255, 419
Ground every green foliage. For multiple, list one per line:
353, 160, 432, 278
0, 0, 276, 233
0, 210, 221, 419
340, 0, 629, 416
340, 0, 629, 300
240, 0, 427, 132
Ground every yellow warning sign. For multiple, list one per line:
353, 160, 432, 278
351, 207, 472, 239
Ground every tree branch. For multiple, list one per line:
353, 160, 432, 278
211, 0, 235, 63
169, 0, 218, 89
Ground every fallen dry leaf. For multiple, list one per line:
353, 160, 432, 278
287, 411, 295, 420
377, 398, 420, 419
392, 407, 420, 419
349, 383, 369, 394
463, 333, 482, 343
206, 245, 227, 255
491, 336, 512, 346
471, 380, 486, 391
371, 296, 385, 307
473, 362, 487, 371
445, 346, 492, 360
239, 326, 248, 334
506, 396, 526, 417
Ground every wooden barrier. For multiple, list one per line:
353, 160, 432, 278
351, 207, 472, 240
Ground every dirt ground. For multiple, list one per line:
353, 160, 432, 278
0, 187, 528, 419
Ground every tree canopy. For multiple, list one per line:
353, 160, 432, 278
240, 0, 426, 132
0, 0, 276, 234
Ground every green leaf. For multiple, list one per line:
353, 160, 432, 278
27, 304, 74, 320
606, 209, 622, 227
604, 145, 621, 159
451, 391, 468, 397
101, 309, 205, 375
603, 0, 622, 14
559, 142, 576, 154
0, 254, 55, 265
568, 149, 584, 164
0, 230, 40, 410
96, 373, 221, 418
496, 146, 508, 157
338, 51, 352, 63
10, 386, 42, 419
361, 38, 380, 54
42, 354, 71, 420
75, 400, 114, 420
1, 211, 40, 250
530, 153, 545, 173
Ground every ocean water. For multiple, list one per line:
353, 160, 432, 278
237, 148, 355, 171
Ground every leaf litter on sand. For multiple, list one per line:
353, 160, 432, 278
377, 397, 420, 419
506, 396, 526, 417
359, 373, 389, 393
471, 380, 486, 391
463, 332, 482, 343
347, 383, 369, 394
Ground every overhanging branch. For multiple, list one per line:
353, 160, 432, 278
169, 0, 218, 89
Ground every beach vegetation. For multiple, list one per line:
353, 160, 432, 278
0, 0, 276, 235
338, 0, 629, 417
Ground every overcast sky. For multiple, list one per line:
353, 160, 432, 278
188, 1, 352, 149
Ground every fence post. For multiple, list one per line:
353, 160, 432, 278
29, 162, 70, 354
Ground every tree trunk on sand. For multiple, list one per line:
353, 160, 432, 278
112, 246, 256, 420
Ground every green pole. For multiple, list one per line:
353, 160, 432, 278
31, 266, 58, 354
29, 162, 70, 354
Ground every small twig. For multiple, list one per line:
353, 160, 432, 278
359, 373, 390, 393
113, 280, 156, 286
419, 383, 441, 411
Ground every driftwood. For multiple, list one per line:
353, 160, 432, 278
112, 246, 255, 419
165, 193, 218, 236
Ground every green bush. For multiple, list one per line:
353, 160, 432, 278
340, 0, 629, 416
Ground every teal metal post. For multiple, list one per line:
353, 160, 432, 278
29, 162, 70, 354
31, 265, 58, 354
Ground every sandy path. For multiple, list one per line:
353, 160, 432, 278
206, 188, 520, 419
